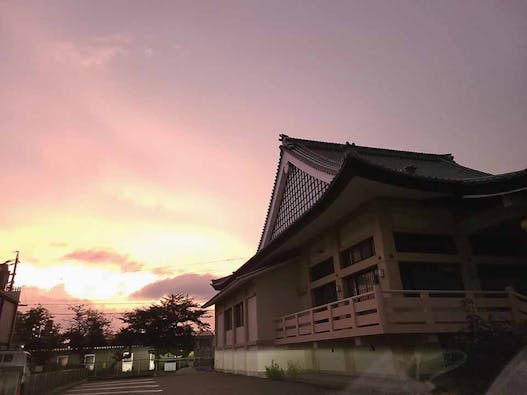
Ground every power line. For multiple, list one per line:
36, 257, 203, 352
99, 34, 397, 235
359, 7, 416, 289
19, 303, 214, 310
21, 301, 156, 305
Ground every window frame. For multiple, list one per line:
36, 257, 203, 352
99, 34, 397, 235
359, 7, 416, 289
234, 302, 244, 328
224, 308, 233, 331
340, 237, 375, 268
393, 232, 457, 254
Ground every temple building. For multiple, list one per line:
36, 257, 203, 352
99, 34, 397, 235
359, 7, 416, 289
203, 135, 527, 378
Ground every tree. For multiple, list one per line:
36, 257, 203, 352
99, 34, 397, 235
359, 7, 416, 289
117, 294, 209, 356
14, 305, 62, 364
64, 305, 112, 350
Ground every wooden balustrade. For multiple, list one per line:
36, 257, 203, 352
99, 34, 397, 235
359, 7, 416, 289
275, 287, 527, 344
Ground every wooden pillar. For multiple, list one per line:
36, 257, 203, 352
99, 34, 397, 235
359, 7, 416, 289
373, 203, 402, 290
374, 284, 387, 331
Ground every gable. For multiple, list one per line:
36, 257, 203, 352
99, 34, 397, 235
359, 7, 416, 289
270, 164, 329, 240
258, 151, 334, 250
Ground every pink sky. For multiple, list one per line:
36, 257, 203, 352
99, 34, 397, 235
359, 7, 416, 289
1, 1, 526, 323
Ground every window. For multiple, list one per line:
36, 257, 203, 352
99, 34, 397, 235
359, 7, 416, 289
394, 232, 456, 254
56, 355, 69, 367
310, 257, 334, 281
399, 262, 463, 291
478, 265, 527, 294
340, 237, 375, 268
234, 302, 244, 327
312, 281, 337, 307
469, 222, 527, 256
0, 354, 14, 363
344, 268, 377, 298
224, 308, 233, 331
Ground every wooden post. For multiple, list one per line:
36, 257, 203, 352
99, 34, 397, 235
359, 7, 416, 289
506, 287, 520, 323
420, 292, 434, 326
244, 298, 248, 346
328, 304, 334, 333
374, 284, 386, 331
349, 299, 357, 329
295, 313, 299, 336
283, 317, 286, 338
232, 305, 236, 347
310, 309, 315, 334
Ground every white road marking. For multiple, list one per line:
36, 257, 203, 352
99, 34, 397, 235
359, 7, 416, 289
64, 378, 163, 394
66, 391, 162, 395
80, 379, 156, 387
68, 384, 159, 391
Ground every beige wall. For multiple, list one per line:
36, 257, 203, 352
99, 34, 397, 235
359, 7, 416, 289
255, 260, 305, 343
215, 283, 257, 348
0, 298, 17, 346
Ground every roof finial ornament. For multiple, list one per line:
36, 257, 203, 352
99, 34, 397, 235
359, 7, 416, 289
280, 133, 295, 149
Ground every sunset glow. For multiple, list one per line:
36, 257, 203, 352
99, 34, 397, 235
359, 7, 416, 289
1, 0, 526, 323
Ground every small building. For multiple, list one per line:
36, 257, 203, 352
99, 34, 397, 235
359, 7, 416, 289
0, 256, 21, 350
48, 345, 156, 373
203, 135, 527, 378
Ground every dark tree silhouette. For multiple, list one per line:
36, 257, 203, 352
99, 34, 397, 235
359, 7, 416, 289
117, 294, 209, 356
64, 305, 111, 350
15, 305, 62, 350
14, 305, 63, 364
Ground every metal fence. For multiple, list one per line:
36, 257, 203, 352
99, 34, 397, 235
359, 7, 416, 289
0, 370, 21, 395
25, 368, 88, 395
88, 357, 213, 378
18, 357, 213, 394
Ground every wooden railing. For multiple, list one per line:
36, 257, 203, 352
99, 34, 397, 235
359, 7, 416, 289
275, 287, 385, 344
382, 288, 527, 334
275, 286, 527, 344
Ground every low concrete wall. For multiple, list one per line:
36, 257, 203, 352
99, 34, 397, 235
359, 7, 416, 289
214, 343, 443, 379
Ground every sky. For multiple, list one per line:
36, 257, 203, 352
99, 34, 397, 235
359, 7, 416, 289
1, 0, 526, 325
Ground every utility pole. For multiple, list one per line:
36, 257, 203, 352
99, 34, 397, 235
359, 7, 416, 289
8, 250, 19, 291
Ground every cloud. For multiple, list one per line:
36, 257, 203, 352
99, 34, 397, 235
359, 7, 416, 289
144, 47, 154, 57
151, 266, 175, 276
131, 273, 216, 301
62, 249, 143, 272
50, 242, 68, 247
53, 34, 131, 68
19, 284, 126, 329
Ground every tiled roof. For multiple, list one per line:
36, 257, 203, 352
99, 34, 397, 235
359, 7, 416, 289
283, 135, 490, 180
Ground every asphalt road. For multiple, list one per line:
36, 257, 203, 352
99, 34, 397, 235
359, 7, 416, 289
62, 372, 332, 395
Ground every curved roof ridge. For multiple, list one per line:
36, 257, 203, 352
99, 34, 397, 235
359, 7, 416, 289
282, 134, 456, 161
256, 147, 284, 251
351, 145, 455, 161
345, 149, 527, 184
289, 145, 343, 174
436, 155, 492, 178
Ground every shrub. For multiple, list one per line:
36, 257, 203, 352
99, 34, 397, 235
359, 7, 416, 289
285, 361, 301, 377
264, 360, 284, 380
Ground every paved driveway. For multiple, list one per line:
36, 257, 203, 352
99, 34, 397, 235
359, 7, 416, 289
63, 377, 162, 395
156, 371, 329, 395
63, 372, 330, 395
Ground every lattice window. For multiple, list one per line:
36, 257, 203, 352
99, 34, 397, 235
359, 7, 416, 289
270, 164, 328, 240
